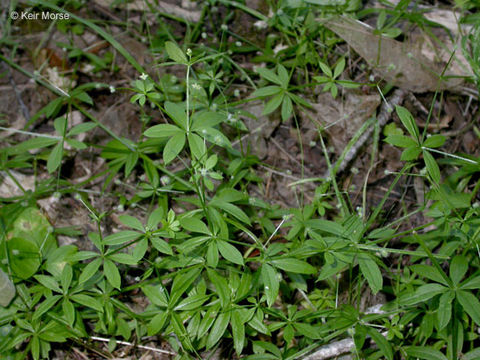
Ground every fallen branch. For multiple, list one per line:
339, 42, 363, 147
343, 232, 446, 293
325, 89, 406, 178
301, 304, 387, 360
90, 336, 176, 356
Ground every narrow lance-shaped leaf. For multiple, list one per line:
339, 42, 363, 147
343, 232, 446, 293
165, 41, 188, 64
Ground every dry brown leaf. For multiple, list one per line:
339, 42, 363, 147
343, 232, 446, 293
324, 16, 465, 92
93, 0, 201, 22
310, 92, 381, 155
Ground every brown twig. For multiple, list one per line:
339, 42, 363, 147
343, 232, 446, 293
325, 89, 406, 178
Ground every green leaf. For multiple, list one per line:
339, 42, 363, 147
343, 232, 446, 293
294, 323, 322, 339
256, 67, 282, 86
333, 58, 346, 78
210, 200, 251, 225
385, 134, 417, 148
33, 295, 61, 320
143, 284, 169, 307
396, 105, 419, 141
366, 327, 393, 360
217, 240, 244, 265
423, 134, 446, 148
207, 268, 230, 307
261, 264, 279, 307
277, 65, 289, 87
0, 269, 15, 307
67, 122, 97, 136
404, 346, 447, 360
174, 294, 208, 311
463, 348, 480, 360
104, 259, 121, 289
188, 133, 206, 160
164, 101, 187, 129
450, 255, 468, 285
270, 258, 316, 274
150, 236, 172, 255
400, 283, 447, 306
6, 137, 58, 155
170, 267, 202, 306
262, 93, 284, 115
437, 290, 454, 330
191, 111, 224, 130
400, 146, 422, 161
163, 132, 186, 164
79, 257, 101, 284
457, 290, 480, 325
148, 311, 169, 335
34, 275, 62, 293
207, 241, 219, 268
197, 126, 232, 148
65, 138, 86, 150
118, 215, 144, 231
7, 237, 41, 280
460, 275, 480, 290
103, 230, 142, 245
132, 238, 148, 261
72, 91, 93, 105
108, 252, 138, 265
53, 116, 67, 136
60, 264, 73, 290
281, 95, 293, 121
165, 41, 188, 64
206, 311, 231, 349
231, 310, 245, 355
411, 264, 449, 286
62, 299, 75, 326
251, 85, 282, 98
144, 123, 182, 138
180, 217, 211, 235
47, 141, 63, 173
423, 150, 441, 184
307, 219, 345, 236
319, 61, 333, 77
70, 294, 104, 312
358, 254, 383, 295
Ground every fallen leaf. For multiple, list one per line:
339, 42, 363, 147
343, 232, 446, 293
324, 16, 465, 92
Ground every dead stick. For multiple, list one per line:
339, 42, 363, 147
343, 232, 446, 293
326, 89, 406, 178
302, 304, 387, 360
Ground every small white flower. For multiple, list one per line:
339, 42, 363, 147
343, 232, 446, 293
254, 20, 268, 30
235, 41, 242, 47
161, 175, 171, 185
191, 83, 202, 90
139, 73, 148, 81
186, 48, 192, 56
109, 85, 115, 93
221, 24, 228, 31
201, 32, 207, 39
234, 89, 240, 97
12, 249, 19, 256
273, 44, 288, 54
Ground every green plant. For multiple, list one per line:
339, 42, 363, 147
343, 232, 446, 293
1, 1, 480, 359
